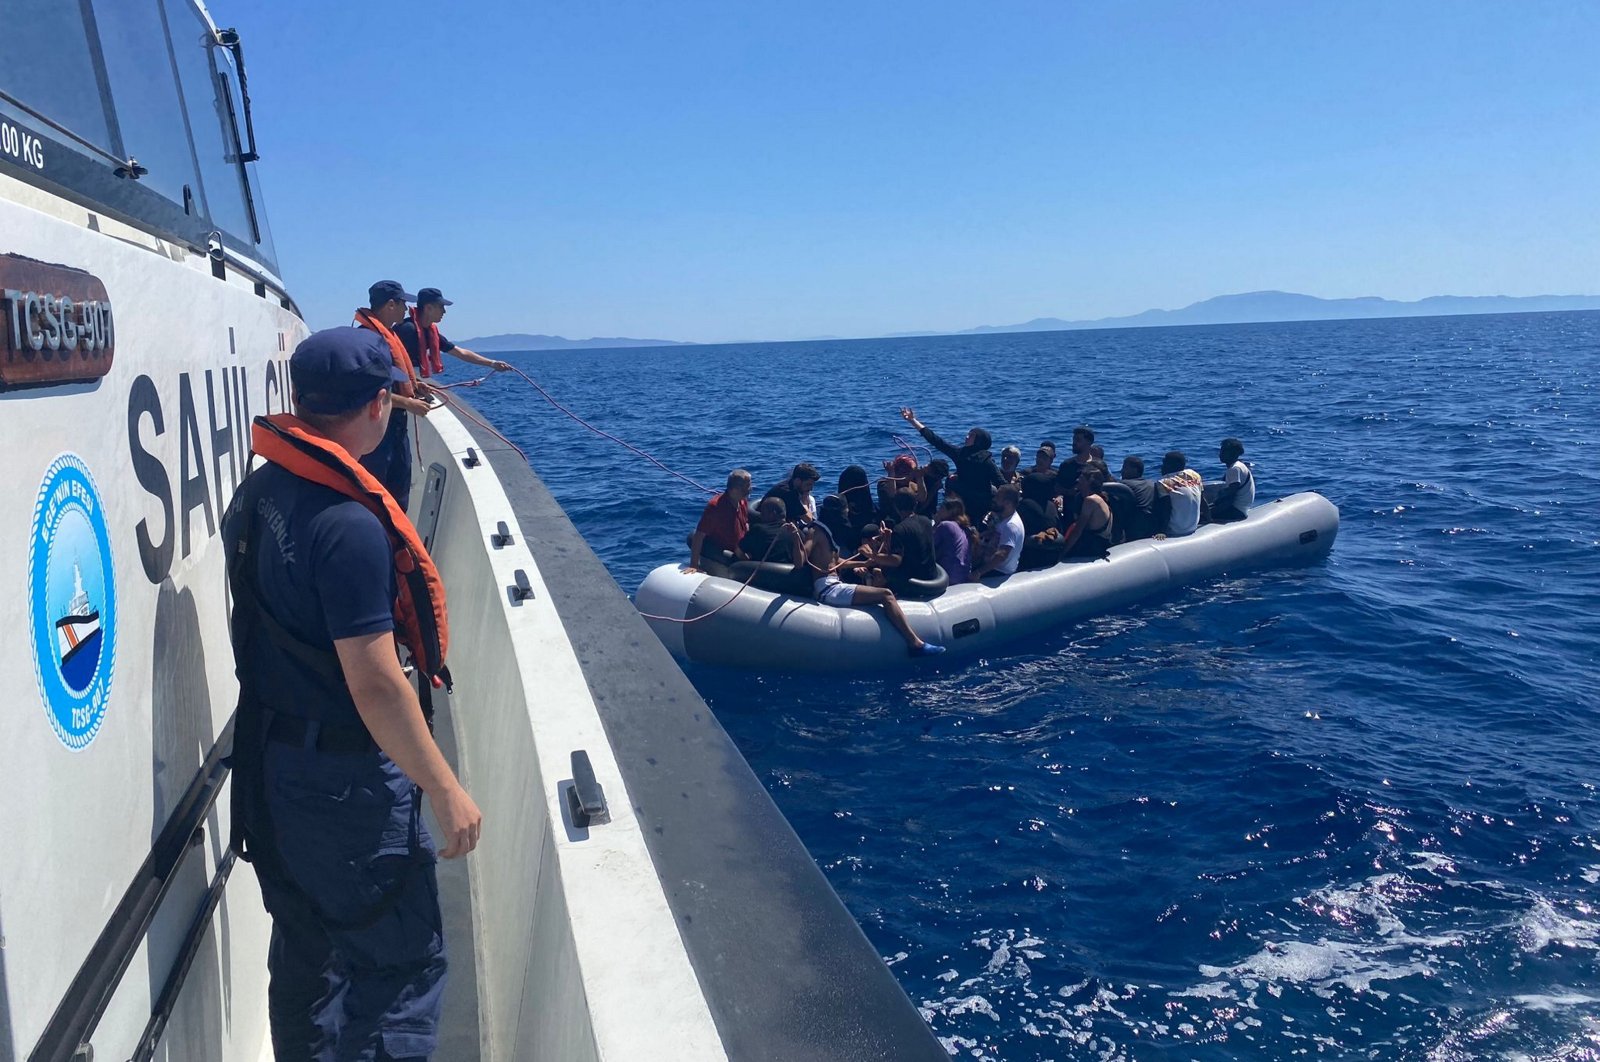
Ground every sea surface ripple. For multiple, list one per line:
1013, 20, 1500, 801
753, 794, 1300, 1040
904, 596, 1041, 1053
472, 311, 1600, 1060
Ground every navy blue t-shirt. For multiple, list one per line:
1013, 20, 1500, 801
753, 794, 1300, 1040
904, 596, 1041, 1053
360, 402, 411, 483
395, 317, 456, 360
226, 464, 396, 723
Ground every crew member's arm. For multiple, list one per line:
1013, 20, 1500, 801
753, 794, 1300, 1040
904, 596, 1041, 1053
446, 345, 512, 372
335, 632, 482, 858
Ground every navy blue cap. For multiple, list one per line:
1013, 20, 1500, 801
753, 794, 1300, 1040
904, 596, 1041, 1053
367, 279, 416, 307
291, 327, 399, 414
416, 287, 453, 307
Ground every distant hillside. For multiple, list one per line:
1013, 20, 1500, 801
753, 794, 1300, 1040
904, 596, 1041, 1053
462, 292, 1600, 350
455, 333, 692, 352
950, 291, 1600, 336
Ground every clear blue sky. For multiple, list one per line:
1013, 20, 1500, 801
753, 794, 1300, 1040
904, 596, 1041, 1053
242, 1, 1600, 343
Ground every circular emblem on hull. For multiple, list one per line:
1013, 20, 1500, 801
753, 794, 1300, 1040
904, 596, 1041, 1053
29, 453, 118, 750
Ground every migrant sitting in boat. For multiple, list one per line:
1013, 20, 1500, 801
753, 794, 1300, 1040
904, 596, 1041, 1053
1206, 437, 1255, 523
800, 517, 946, 657
686, 469, 753, 572
1154, 450, 1205, 538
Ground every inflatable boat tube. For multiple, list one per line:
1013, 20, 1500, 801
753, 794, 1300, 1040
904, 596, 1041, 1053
636, 492, 1338, 672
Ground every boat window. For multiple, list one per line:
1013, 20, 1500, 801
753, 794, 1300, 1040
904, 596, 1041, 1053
92, 0, 203, 208
245, 160, 280, 267
162, 0, 256, 244
0, 1, 281, 279
0, 0, 117, 154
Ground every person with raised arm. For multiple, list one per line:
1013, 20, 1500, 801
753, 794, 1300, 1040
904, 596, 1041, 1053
899, 407, 1004, 522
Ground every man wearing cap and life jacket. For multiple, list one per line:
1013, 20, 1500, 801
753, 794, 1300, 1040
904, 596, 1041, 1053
355, 280, 434, 512
222, 327, 482, 1062
399, 287, 512, 379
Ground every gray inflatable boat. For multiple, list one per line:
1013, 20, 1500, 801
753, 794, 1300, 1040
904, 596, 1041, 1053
636, 492, 1338, 672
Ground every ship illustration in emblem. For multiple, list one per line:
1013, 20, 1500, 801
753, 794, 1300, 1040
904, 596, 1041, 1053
54, 564, 103, 692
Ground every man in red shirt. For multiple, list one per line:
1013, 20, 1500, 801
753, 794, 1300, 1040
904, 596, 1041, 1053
687, 469, 753, 571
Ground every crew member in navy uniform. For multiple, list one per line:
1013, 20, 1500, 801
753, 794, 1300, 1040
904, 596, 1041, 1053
224, 327, 481, 1062
400, 287, 512, 377
355, 280, 434, 512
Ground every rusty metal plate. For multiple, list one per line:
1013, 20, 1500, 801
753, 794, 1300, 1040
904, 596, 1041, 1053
0, 253, 115, 388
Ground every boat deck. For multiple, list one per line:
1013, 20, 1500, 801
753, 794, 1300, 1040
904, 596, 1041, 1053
431, 688, 484, 1062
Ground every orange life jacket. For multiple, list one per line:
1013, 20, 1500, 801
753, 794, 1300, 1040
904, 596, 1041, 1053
408, 305, 445, 377
250, 413, 449, 682
354, 307, 418, 397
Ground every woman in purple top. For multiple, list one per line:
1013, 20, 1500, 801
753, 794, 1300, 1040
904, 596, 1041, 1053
933, 498, 978, 584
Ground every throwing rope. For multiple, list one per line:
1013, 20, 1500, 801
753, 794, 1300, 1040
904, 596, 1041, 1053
430, 366, 715, 495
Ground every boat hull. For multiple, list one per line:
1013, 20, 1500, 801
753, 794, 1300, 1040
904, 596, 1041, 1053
636, 491, 1339, 671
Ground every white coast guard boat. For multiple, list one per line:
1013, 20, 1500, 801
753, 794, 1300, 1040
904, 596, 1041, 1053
0, 4, 943, 1060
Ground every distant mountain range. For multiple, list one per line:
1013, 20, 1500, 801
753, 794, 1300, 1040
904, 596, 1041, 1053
454, 332, 692, 352
890, 291, 1600, 338
461, 291, 1600, 350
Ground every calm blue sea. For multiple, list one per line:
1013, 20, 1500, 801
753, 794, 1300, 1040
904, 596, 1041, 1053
472, 311, 1600, 1060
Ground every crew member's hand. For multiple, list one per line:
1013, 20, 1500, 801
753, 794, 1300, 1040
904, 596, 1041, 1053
899, 407, 916, 423
683, 566, 699, 574
492, 361, 512, 372
433, 784, 483, 859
